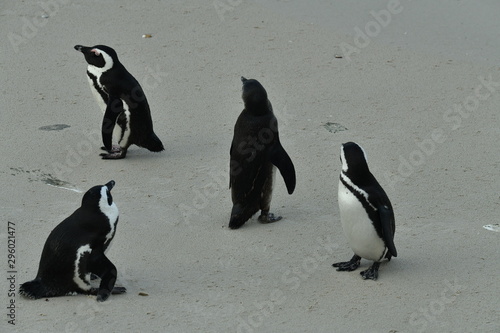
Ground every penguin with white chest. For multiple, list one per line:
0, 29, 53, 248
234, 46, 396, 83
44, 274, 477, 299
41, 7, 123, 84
332, 142, 397, 280
19, 181, 126, 301
74, 45, 164, 159
229, 77, 296, 229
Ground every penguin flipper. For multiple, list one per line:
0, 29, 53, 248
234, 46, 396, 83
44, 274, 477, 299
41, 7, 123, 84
88, 252, 119, 302
229, 143, 234, 189
379, 205, 397, 257
360, 262, 380, 280
333, 254, 361, 271
228, 142, 240, 189
102, 96, 124, 151
268, 142, 296, 194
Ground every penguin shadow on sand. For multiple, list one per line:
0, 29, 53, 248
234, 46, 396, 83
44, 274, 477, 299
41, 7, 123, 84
19, 181, 126, 302
228, 77, 296, 230
74, 45, 164, 160
332, 142, 397, 281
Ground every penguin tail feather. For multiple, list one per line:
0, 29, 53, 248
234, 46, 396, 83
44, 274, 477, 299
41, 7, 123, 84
229, 204, 258, 229
19, 279, 48, 299
229, 215, 245, 230
143, 132, 164, 152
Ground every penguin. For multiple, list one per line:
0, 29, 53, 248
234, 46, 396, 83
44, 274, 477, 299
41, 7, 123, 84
19, 181, 126, 301
332, 142, 397, 280
228, 77, 296, 229
74, 45, 164, 159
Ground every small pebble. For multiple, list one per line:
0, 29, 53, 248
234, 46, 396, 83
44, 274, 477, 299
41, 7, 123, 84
142, 34, 152, 38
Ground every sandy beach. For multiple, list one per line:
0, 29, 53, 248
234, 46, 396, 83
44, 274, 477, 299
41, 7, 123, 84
1, 1, 499, 332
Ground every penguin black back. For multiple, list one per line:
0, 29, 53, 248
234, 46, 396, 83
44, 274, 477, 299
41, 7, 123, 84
19, 181, 126, 301
340, 142, 394, 222
341, 142, 370, 179
229, 77, 296, 229
74, 44, 164, 159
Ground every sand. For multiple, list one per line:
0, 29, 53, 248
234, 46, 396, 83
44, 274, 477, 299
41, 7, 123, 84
1, 1, 499, 332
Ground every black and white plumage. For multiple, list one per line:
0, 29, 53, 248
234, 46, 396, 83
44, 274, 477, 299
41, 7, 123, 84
332, 142, 397, 280
19, 181, 126, 301
74, 45, 164, 159
229, 77, 296, 229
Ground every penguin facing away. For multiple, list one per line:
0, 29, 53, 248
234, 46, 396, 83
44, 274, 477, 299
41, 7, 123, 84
332, 142, 397, 280
74, 45, 164, 159
229, 77, 296, 229
19, 181, 126, 301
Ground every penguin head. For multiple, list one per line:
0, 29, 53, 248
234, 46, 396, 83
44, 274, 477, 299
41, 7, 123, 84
74, 45, 118, 72
340, 142, 369, 174
241, 76, 269, 114
81, 180, 116, 211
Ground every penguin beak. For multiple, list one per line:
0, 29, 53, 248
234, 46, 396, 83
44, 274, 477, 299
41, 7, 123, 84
74, 45, 91, 53
105, 180, 115, 191
241, 76, 248, 84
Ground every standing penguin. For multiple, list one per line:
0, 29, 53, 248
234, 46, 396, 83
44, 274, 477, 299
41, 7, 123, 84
229, 77, 296, 229
332, 142, 397, 280
74, 45, 164, 159
19, 181, 126, 301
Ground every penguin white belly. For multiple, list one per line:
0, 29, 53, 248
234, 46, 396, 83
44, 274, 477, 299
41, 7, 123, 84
338, 180, 386, 261
86, 73, 131, 148
87, 75, 107, 113
114, 106, 131, 148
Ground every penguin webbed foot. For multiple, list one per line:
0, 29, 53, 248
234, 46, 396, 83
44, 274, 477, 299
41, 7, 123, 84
90, 286, 126, 302
111, 286, 127, 294
96, 290, 109, 302
332, 254, 361, 271
99, 145, 126, 159
100, 149, 127, 159
360, 262, 380, 280
100, 145, 121, 153
89, 280, 126, 301
100, 152, 125, 159
258, 212, 282, 224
